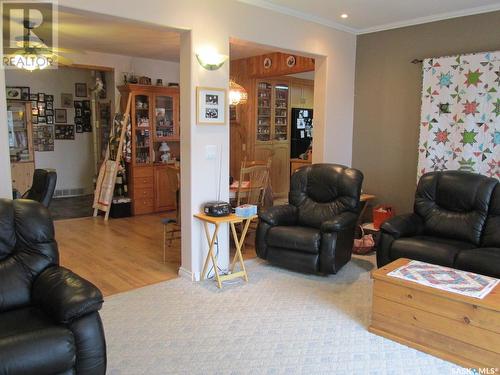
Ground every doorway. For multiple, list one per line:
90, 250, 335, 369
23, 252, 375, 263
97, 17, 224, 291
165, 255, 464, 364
229, 39, 315, 205
5, 6, 185, 296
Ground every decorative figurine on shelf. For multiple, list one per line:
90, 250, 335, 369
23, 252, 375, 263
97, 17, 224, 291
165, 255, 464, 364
159, 142, 171, 163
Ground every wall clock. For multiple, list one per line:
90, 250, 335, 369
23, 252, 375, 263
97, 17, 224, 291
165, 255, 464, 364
263, 57, 272, 69
286, 55, 296, 67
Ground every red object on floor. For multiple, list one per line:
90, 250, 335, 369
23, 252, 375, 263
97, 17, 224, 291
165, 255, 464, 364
373, 205, 395, 230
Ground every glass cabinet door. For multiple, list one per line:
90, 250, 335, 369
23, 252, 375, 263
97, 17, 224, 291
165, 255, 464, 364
273, 83, 289, 141
8, 102, 32, 162
155, 95, 175, 139
134, 94, 151, 164
256, 81, 272, 142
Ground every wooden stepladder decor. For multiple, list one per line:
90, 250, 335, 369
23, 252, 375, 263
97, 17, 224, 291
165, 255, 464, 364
93, 94, 131, 220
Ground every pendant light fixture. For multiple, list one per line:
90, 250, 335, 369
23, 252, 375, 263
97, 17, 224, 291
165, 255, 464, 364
229, 79, 248, 106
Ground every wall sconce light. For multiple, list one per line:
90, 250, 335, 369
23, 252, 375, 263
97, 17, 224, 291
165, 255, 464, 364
196, 46, 228, 71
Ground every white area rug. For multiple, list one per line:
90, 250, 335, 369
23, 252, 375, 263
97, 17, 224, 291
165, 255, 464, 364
102, 256, 459, 375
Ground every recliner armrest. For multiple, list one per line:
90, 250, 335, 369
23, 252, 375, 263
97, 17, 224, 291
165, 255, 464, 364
33, 266, 103, 324
259, 204, 297, 226
321, 212, 358, 233
380, 213, 424, 239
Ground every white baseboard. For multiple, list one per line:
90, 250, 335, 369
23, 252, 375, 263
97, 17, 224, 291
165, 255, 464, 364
178, 267, 201, 281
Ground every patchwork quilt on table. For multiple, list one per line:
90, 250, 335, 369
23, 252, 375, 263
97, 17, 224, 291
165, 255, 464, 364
388, 260, 499, 299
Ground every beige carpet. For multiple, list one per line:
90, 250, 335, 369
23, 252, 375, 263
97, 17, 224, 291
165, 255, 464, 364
102, 255, 459, 374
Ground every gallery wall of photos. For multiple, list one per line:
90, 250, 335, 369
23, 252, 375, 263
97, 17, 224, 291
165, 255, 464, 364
27, 85, 93, 151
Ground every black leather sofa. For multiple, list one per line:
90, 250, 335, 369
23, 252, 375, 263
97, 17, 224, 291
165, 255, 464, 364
378, 171, 500, 278
0, 199, 106, 375
256, 163, 363, 274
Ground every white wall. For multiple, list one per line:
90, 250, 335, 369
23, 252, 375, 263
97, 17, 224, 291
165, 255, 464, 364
62, 50, 181, 107
0, 36, 11, 198
1, 0, 357, 280
130, 57, 180, 86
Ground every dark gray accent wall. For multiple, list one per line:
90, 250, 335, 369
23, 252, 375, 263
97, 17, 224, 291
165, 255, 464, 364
353, 11, 500, 213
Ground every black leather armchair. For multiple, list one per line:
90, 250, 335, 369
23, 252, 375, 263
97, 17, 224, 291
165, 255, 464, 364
378, 171, 500, 278
256, 164, 363, 274
23, 168, 57, 207
0, 199, 106, 375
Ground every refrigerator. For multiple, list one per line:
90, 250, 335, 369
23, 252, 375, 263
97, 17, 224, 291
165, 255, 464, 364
290, 108, 313, 159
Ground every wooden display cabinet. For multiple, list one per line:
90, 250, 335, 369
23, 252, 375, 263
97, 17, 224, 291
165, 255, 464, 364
254, 80, 291, 197
118, 84, 180, 215
8, 101, 34, 194
230, 57, 314, 198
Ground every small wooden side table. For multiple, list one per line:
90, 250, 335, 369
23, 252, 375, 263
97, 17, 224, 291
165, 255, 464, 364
194, 213, 257, 288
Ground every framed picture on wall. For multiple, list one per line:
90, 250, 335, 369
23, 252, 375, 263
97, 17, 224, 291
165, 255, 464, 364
196, 87, 226, 125
6, 87, 22, 100
55, 124, 75, 140
61, 93, 73, 107
55, 109, 67, 123
30, 94, 37, 101
46, 101, 53, 110
20, 87, 30, 101
75, 83, 87, 97
38, 93, 45, 102
47, 116, 54, 124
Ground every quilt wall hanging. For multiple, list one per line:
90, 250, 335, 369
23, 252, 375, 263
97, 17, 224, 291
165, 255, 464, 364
417, 51, 499, 180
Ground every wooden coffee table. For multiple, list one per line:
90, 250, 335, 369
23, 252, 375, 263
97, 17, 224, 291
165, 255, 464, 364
369, 258, 500, 370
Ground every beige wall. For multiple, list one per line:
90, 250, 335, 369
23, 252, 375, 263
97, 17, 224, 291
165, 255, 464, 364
353, 11, 500, 214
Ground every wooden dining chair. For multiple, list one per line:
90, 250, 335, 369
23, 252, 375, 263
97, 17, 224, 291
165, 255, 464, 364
237, 157, 272, 208
161, 166, 181, 263
235, 160, 271, 252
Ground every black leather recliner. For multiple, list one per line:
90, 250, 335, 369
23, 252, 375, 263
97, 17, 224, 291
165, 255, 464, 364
0, 199, 106, 375
378, 171, 500, 278
23, 168, 57, 207
256, 163, 363, 274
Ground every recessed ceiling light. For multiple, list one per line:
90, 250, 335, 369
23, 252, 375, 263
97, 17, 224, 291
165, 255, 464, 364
340, 13, 348, 19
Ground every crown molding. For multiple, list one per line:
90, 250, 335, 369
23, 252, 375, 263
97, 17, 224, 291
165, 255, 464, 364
238, 0, 500, 36
357, 3, 500, 34
237, 0, 357, 34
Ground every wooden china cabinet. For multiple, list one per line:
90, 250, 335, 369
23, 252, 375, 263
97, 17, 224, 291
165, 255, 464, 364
254, 79, 291, 197
118, 84, 180, 215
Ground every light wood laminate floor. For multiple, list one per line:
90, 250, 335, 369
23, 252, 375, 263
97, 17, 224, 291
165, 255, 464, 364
55, 213, 257, 297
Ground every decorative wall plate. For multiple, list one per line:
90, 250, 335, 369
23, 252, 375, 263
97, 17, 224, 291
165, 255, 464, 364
263, 57, 272, 69
286, 55, 296, 67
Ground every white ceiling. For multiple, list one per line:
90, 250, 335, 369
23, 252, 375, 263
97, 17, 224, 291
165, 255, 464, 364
56, 8, 181, 61
57, 8, 281, 62
239, 0, 500, 34
56, 9, 282, 62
